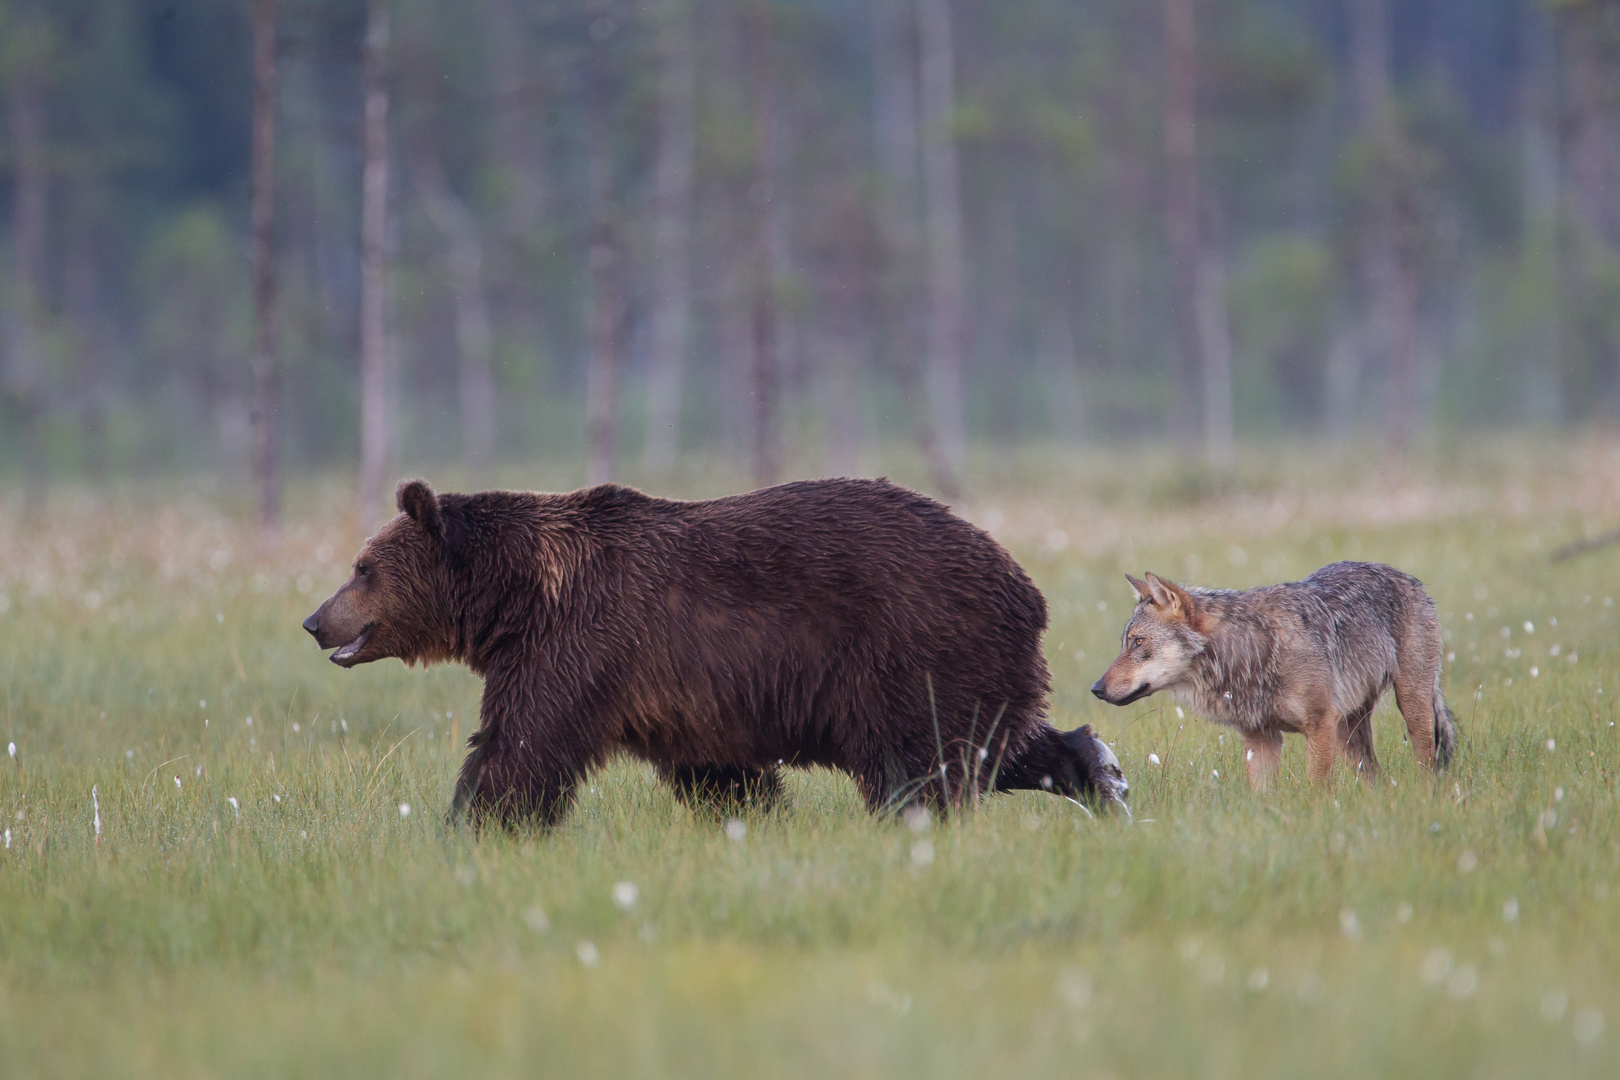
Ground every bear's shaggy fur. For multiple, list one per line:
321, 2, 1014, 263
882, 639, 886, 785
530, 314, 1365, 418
303, 477, 1128, 826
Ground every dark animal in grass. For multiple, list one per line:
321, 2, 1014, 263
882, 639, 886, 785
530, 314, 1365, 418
1091, 563, 1456, 789
302, 477, 1128, 827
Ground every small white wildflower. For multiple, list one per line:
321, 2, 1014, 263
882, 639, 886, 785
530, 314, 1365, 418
1057, 968, 1093, 1009
1550, 644, 1561, 657
398, 802, 411, 818
1421, 948, 1451, 984
292, 722, 300, 734
1547, 739, 1556, 752
725, 818, 747, 842
173, 776, 182, 790
227, 796, 239, 820
1531, 666, 1539, 678
612, 882, 638, 911
272, 794, 281, 803
977, 746, 989, 761
1148, 753, 1161, 765
1524, 621, 1535, 634
575, 941, 600, 967
7, 743, 13, 758
1503, 896, 1519, 922
1574, 1007, 1604, 1048
1175, 706, 1184, 718
1446, 965, 1479, 1000
1211, 769, 1219, 779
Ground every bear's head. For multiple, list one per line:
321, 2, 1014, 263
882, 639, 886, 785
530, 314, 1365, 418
302, 479, 463, 668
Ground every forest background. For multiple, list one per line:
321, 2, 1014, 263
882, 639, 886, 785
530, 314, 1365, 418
1, 0, 1619, 513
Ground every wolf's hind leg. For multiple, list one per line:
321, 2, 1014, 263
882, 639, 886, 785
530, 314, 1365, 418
1393, 669, 1440, 770
1338, 697, 1381, 781
1305, 716, 1340, 787
1241, 729, 1285, 791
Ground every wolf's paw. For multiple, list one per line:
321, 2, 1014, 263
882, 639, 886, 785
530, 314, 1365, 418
1064, 724, 1130, 806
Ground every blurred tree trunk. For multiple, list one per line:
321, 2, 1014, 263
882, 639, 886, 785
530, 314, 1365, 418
249, 0, 281, 528
1519, 1, 1561, 422
7, 59, 48, 511
872, 0, 957, 498
359, 0, 392, 522
585, 3, 622, 487
416, 153, 496, 478
1163, 0, 1202, 456
1196, 248, 1234, 466
1555, 2, 1620, 414
747, 0, 781, 487
915, 0, 967, 482
643, 0, 695, 475
1348, 0, 1418, 448
486, 0, 545, 236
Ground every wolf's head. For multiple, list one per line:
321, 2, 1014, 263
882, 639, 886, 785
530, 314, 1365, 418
1090, 572, 1208, 706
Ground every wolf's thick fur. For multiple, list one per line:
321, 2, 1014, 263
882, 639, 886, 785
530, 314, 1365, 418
1091, 562, 1456, 788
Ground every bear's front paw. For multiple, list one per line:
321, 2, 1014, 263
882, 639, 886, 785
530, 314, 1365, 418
1066, 725, 1130, 807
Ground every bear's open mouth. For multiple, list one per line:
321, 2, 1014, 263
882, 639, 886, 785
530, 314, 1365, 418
330, 623, 376, 667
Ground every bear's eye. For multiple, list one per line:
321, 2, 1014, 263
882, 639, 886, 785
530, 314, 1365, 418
356, 563, 373, 579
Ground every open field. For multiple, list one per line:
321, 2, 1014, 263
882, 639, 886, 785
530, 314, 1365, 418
2, 437, 1618, 1078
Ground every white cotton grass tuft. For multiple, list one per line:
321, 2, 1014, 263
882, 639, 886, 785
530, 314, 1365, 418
92, 785, 101, 838
612, 881, 638, 911
575, 941, 600, 968
1148, 753, 1161, 765
1503, 896, 1519, 922
173, 776, 182, 790
398, 803, 411, 818
724, 818, 747, 842
524, 906, 549, 933
1574, 1007, 1605, 1048
3, 828, 8, 849
1420, 948, 1451, 984
1524, 621, 1535, 634
227, 796, 239, 821
910, 839, 935, 867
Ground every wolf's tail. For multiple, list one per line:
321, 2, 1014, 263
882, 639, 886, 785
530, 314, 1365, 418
1433, 681, 1457, 770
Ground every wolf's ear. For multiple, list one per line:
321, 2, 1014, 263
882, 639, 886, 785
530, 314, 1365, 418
1144, 572, 1195, 623
397, 479, 442, 540
1125, 574, 1153, 603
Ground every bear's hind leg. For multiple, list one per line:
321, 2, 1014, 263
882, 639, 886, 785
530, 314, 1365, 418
660, 764, 782, 814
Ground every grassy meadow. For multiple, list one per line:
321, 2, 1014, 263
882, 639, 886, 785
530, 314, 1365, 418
1, 437, 1618, 1078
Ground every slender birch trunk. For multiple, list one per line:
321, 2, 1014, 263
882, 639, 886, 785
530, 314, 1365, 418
585, 7, 622, 487
643, 0, 695, 474
1163, 0, 1202, 454
1348, 0, 1417, 448
249, 0, 281, 527
747, 0, 781, 487
914, 0, 967, 478
358, 0, 392, 522
873, 0, 957, 497
416, 153, 496, 476
7, 65, 48, 510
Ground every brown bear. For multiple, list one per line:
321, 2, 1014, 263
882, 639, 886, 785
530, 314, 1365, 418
302, 477, 1128, 826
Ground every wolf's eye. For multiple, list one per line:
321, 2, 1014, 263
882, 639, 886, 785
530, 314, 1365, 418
1130, 636, 1144, 649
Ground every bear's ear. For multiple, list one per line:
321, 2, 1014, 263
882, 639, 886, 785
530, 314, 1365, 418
396, 479, 442, 540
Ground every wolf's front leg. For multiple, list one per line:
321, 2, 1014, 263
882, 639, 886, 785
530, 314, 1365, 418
1241, 729, 1284, 791
1305, 717, 1340, 787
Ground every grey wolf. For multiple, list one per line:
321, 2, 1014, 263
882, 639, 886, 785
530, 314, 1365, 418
1091, 562, 1455, 788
